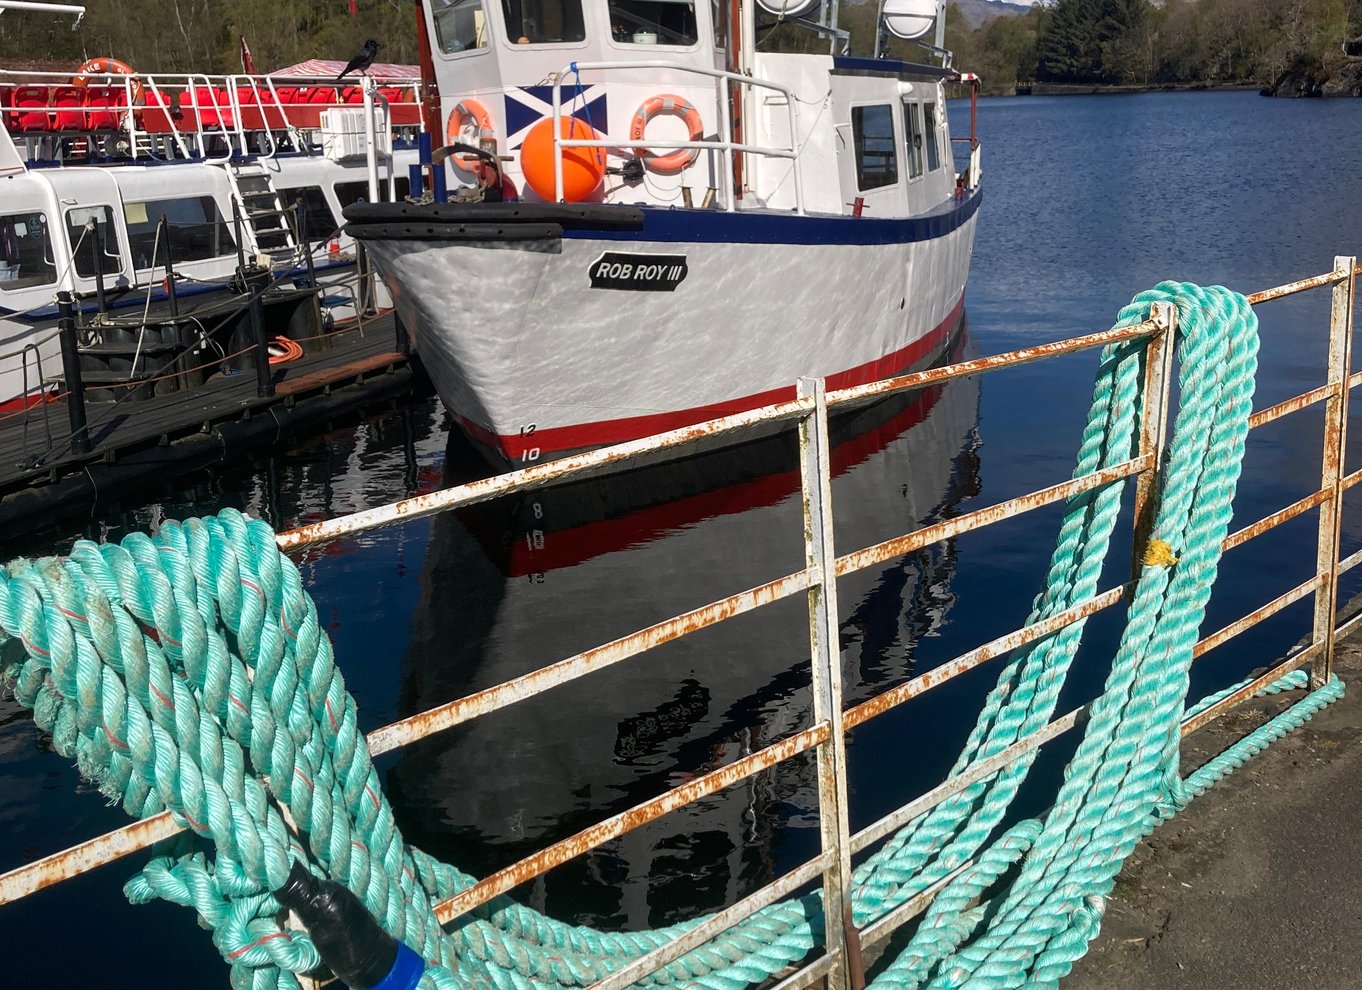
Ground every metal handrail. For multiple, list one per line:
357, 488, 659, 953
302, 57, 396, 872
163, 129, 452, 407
549, 60, 806, 213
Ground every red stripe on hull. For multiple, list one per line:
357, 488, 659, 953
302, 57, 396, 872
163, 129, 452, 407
0, 389, 55, 416
459, 291, 966, 465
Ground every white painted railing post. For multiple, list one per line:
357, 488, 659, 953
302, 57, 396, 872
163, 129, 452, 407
797, 376, 858, 990
1313, 255, 1355, 687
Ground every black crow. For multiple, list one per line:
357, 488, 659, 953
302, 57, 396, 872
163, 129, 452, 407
337, 39, 380, 80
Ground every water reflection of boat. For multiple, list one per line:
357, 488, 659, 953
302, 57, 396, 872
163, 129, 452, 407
385, 331, 982, 927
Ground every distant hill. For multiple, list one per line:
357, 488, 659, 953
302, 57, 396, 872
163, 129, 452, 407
952, 0, 1031, 29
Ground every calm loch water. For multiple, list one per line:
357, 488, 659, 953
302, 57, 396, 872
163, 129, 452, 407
5, 90, 1362, 987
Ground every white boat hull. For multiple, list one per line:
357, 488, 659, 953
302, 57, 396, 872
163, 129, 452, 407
354, 195, 980, 465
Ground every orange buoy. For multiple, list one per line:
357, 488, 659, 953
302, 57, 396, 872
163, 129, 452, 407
72, 56, 143, 103
519, 117, 605, 203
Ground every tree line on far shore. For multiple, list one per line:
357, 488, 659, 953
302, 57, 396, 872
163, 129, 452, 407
940, 0, 1362, 95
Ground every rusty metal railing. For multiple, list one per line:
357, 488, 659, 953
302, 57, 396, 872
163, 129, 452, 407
2, 258, 1360, 990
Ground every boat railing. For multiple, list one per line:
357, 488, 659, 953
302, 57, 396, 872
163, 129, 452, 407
549, 61, 806, 213
1, 258, 1359, 990
0, 69, 424, 165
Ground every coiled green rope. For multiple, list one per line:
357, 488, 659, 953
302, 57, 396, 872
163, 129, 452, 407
0, 282, 1343, 990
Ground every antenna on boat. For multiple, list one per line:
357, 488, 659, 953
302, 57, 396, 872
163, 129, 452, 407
0, 1, 86, 28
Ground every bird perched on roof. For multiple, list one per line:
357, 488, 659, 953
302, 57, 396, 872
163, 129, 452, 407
337, 39, 380, 80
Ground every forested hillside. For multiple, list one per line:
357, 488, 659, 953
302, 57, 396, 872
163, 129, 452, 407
943, 0, 1362, 95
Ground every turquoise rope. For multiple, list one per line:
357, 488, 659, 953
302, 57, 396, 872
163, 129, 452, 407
0, 282, 1344, 990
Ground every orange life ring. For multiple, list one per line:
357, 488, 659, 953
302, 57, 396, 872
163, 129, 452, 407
446, 99, 495, 175
72, 57, 143, 103
628, 94, 703, 175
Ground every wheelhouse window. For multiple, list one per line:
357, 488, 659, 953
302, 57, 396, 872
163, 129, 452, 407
923, 101, 941, 172
433, 0, 489, 53
0, 211, 56, 290
65, 205, 123, 278
124, 196, 235, 270
852, 104, 898, 191
610, 0, 698, 46
502, 0, 585, 44
903, 101, 924, 179
335, 178, 411, 213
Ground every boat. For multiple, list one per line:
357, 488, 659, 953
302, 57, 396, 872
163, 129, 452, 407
384, 332, 981, 919
344, 0, 982, 467
0, 3, 426, 414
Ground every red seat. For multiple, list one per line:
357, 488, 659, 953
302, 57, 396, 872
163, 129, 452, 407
341, 86, 364, 104
52, 86, 85, 130
13, 85, 51, 131
308, 86, 339, 105
84, 86, 119, 130
189, 86, 234, 128
272, 86, 298, 104
382, 87, 420, 126
139, 89, 180, 133
0, 85, 13, 130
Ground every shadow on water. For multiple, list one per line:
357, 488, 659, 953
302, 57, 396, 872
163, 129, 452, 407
385, 330, 984, 927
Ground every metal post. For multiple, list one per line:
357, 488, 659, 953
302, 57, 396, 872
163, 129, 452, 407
1130, 301, 1177, 576
363, 77, 381, 204
797, 376, 856, 990
161, 214, 179, 319
1312, 255, 1355, 687
56, 291, 90, 454
248, 272, 273, 398
87, 218, 107, 316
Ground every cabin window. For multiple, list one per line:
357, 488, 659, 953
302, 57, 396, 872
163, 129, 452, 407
502, 0, 586, 44
610, 0, 698, 46
279, 185, 335, 244
0, 211, 56, 291
124, 196, 235, 270
923, 101, 941, 172
903, 102, 924, 179
433, 0, 489, 53
64, 205, 123, 278
335, 178, 412, 213
712, 0, 727, 48
852, 104, 898, 191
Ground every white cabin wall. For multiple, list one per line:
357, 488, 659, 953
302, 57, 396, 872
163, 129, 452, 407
747, 53, 841, 215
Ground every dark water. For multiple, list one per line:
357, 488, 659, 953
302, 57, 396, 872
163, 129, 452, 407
5, 90, 1362, 988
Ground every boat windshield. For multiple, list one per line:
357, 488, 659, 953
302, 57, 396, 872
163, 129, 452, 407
609, 0, 698, 46
502, 0, 586, 44
433, 0, 490, 53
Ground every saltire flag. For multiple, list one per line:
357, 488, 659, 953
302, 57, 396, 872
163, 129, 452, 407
240, 36, 256, 74
502, 84, 608, 150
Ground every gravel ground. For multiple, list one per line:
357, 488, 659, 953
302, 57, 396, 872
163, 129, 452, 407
1065, 626, 1362, 990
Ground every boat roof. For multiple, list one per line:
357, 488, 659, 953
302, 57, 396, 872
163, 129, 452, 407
271, 59, 421, 81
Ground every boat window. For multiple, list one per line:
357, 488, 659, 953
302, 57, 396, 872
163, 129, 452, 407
433, 0, 489, 53
64, 205, 123, 278
502, 0, 586, 43
0, 211, 56, 291
923, 101, 941, 172
903, 101, 924, 179
335, 178, 412, 213
712, 0, 727, 48
124, 196, 235, 270
280, 185, 336, 244
852, 104, 898, 191
610, 0, 698, 46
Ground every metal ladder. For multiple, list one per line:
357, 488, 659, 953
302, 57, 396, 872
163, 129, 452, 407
224, 162, 300, 268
